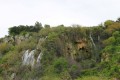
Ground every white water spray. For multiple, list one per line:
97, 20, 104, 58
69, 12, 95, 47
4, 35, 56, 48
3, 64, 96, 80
22, 50, 29, 65
89, 32, 96, 48
22, 50, 43, 67
22, 50, 35, 67
37, 52, 43, 64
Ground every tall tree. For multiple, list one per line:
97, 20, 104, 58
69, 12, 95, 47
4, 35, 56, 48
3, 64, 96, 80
34, 21, 43, 32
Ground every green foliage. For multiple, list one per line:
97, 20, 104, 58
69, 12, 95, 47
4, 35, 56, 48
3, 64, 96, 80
76, 76, 110, 80
104, 20, 114, 28
40, 75, 60, 80
47, 32, 59, 41
34, 21, 43, 32
0, 43, 13, 55
102, 45, 115, 53
2, 18, 120, 79
112, 31, 120, 38
15, 38, 37, 52
53, 57, 68, 73
0, 77, 3, 80
105, 22, 120, 35
91, 26, 104, 40
102, 31, 120, 50
103, 37, 115, 46
60, 71, 72, 80
39, 28, 52, 37
116, 17, 120, 22
44, 24, 50, 28
9, 22, 43, 35
69, 65, 80, 79
101, 30, 120, 79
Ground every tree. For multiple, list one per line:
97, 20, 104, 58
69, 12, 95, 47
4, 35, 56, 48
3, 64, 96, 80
44, 24, 50, 28
113, 31, 120, 39
104, 20, 114, 28
34, 21, 43, 32
116, 17, 120, 22
53, 57, 68, 73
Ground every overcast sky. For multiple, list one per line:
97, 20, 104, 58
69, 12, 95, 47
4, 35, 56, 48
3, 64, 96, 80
0, 0, 120, 38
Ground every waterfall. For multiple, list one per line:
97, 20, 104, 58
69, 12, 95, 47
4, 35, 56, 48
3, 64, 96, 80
22, 50, 43, 67
98, 35, 100, 42
28, 50, 35, 67
22, 50, 35, 67
90, 32, 100, 62
22, 50, 29, 65
37, 52, 43, 63
89, 32, 96, 48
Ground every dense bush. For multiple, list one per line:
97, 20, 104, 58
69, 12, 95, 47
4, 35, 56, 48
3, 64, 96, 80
9, 22, 43, 35
53, 57, 68, 73
1, 18, 120, 79
0, 43, 13, 55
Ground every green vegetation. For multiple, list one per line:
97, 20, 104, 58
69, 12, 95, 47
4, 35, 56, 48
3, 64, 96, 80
76, 76, 111, 80
0, 19, 120, 80
9, 21, 43, 35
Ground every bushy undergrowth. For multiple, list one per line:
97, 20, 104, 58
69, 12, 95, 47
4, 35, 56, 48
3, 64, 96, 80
1, 18, 120, 79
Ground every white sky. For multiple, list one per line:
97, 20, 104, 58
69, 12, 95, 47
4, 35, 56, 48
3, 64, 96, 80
0, 0, 120, 38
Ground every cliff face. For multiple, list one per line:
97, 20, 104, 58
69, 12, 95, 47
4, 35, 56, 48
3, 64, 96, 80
0, 23, 120, 79
1, 33, 30, 45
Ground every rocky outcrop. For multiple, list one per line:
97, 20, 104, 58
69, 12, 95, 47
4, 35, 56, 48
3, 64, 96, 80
65, 38, 92, 63
3, 36, 14, 43
2, 33, 32, 45
75, 39, 87, 50
101, 52, 110, 62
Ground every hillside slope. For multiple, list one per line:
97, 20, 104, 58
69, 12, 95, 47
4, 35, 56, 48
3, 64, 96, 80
0, 20, 120, 80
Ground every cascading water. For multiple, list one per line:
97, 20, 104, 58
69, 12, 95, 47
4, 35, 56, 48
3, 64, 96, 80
37, 52, 43, 64
28, 50, 35, 67
22, 37, 45, 68
22, 50, 35, 67
22, 50, 29, 65
89, 32, 100, 62
22, 50, 43, 67
36, 52, 43, 67
89, 32, 96, 48
98, 35, 100, 42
